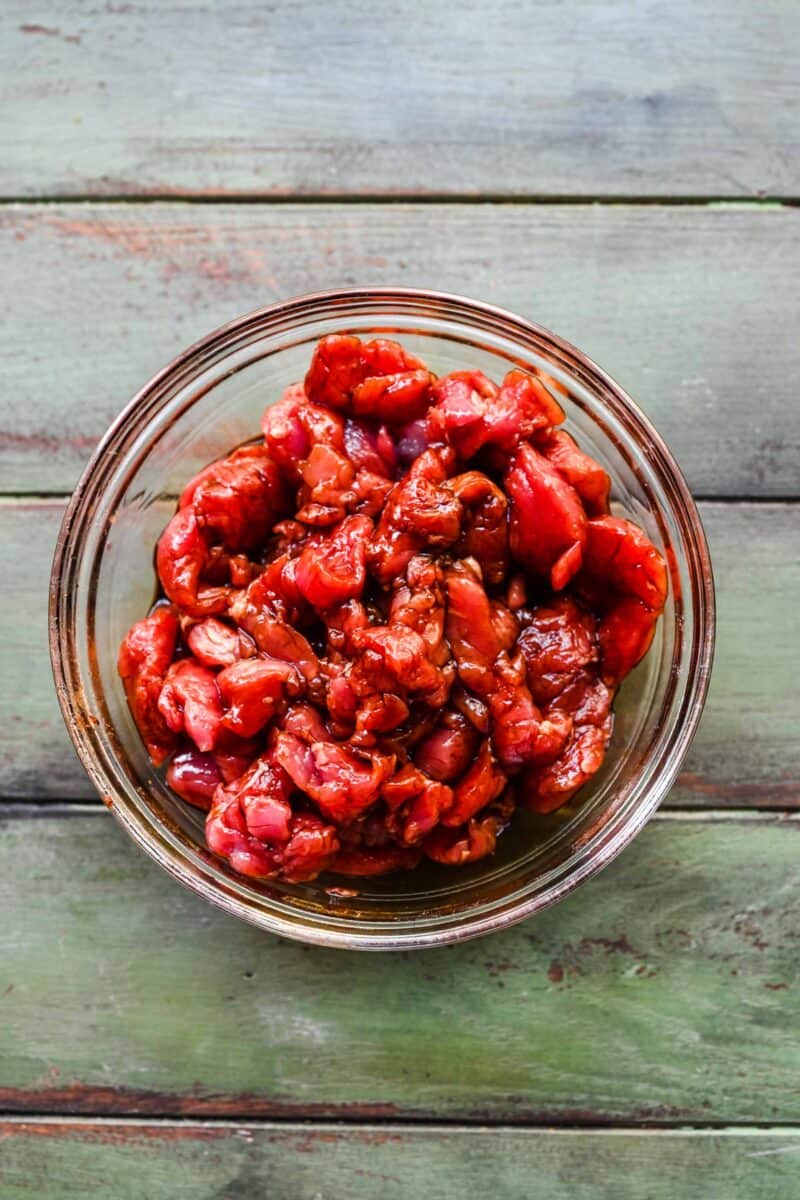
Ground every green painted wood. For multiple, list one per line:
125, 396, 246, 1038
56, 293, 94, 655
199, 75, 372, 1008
0, 501, 82, 801
1, 499, 795, 806
1, 2, 798, 198
2, 1122, 800, 1200
678, 503, 799, 808
1, 203, 798, 495
0, 811, 798, 1120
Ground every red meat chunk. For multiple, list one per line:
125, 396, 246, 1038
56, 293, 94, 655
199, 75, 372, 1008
206, 754, 340, 882
506, 443, 587, 590
414, 711, 480, 783
352, 692, 410, 741
582, 516, 668, 611
294, 514, 372, 609
186, 618, 254, 668
367, 448, 462, 585
272, 731, 394, 824
389, 556, 449, 665
261, 386, 312, 483
280, 702, 330, 744
550, 670, 614, 729
524, 722, 613, 814
156, 508, 229, 618
441, 741, 507, 827
342, 418, 391, 475
444, 560, 542, 768
118, 606, 180, 765
447, 471, 509, 586
579, 516, 668, 683
279, 813, 343, 883
181, 444, 287, 552
296, 443, 355, 526
228, 571, 323, 699
494, 369, 566, 440
305, 335, 433, 421
166, 749, 223, 810
383, 763, 454, 845
423, 812, 504, 866
597, 596, 660, 686
537, 429, 610, 516
212, 729, 262, 785
351, 370, 433, 424
157, 658, 223, 753
427, 370, 499, 458
429, 368, 564, 459
217, 656, 300, 738
517, 597, 598, 705
350, 625, 444, 700
325, 598, 371, 658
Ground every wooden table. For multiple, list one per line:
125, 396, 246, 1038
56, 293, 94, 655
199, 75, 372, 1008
1, 3, 798, 1195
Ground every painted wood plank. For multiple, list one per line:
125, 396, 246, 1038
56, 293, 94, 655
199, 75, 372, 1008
0, 812, 798, 1121
0, 499, 795, 806
679, 503, 799, 808
1, 203, 798, 496
0, 501, 83, 801
2, 1121, 800, 1200
2, 1, 799, 198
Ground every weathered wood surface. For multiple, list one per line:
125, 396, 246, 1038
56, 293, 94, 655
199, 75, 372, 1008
0, 0, 796, 1179
2, 2, 799, 199
1, 202, 798, 496
2, 1122, 800, 1200
1, 499, 795, 805
0, 810, 798, 1121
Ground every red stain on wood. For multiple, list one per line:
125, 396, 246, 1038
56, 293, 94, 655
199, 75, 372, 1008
0, 430, 98, 455
578, 934, 638, 956
733, 914, 769, 951
0, 1084, 408, 1120
19, 24, 81, 45
36, 214, 266, 288
544, 934, 640, 985
0, 1121, 226, 1145
486, 959, 515, 978
676, 770, 800, 805
43, 215, 157, 257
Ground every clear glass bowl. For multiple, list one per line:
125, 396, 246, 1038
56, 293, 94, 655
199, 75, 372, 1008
50, 289, 714, 950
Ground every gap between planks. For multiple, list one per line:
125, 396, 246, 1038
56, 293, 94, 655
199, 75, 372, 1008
4, 1115, 800, 1136
0, 194, 796, 208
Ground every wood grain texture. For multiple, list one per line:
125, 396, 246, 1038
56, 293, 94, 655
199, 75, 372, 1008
2, 1121, 800, 1200
1, 499, 796, 806
1, 1, 798, 198
1, 203, 798, 495
0, 811, 798, 1121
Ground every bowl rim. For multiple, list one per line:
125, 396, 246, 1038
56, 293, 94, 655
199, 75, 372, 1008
50, 286, 716, 950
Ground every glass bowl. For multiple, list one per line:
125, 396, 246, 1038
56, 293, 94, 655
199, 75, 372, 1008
50, 288, 714, 950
